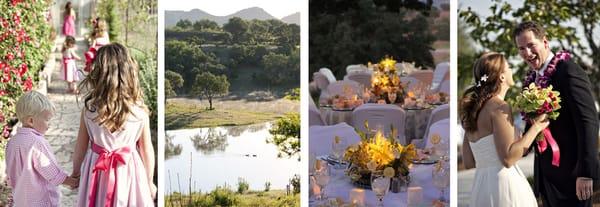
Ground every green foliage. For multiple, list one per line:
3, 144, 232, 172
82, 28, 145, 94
290, 174, 301, 194
259, 50, 300, 86
193, 19, 220, 31
268, 112, 300, 159
165, 40, 225, 92
191, 72, 230, 110
1, 0, 53, 147
223, 17, 249, 43
165, 70, 184, 97
97, 0, 123, 42
309, 0, 435, 80
284, 88, 300, 101
237, 178, 250, 194
459, 0, 600, 99
176, 19, 193, 29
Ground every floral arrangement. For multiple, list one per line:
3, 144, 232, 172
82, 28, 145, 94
1, 0, 53, 141
344, 121, 416, 186
514, 83, 561, 140
369, 57, 406, 104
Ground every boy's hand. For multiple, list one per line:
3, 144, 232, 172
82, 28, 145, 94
64, 176, 79, 189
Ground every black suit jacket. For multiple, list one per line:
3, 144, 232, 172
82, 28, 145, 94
532, 59, 600, 206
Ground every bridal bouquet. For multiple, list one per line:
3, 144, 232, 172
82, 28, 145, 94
344, 121, 416, 187
514, 83, 561, 140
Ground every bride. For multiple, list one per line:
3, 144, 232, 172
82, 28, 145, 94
460, 52, 549, 206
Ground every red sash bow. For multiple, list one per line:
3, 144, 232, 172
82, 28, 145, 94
88, 142, 132, 207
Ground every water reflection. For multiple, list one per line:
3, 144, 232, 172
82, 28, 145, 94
190, 128, 228, 155
225, 124, 267, 137
165, 134, 182, 159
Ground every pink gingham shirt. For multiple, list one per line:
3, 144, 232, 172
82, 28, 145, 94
5, 127, 68, 207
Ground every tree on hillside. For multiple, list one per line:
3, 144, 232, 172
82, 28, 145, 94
261, 53, 290, 86
191, 72, 230, 110
165, 70, 184, 97
165, 40, 225, 92
176, 19, 193, 29
223, 17, 249, 43
193, 19, 220, 31
268, 112, 300, 159
460, 0, 600, 99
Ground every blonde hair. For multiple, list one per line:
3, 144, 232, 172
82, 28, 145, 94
93, 20, 108, 39
16, 91, 56, 122
79, 43, 146, 132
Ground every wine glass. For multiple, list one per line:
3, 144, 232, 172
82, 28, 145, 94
371, 171, 390, 207
432, 165, 449, 202
314, 170, 330, 200
331, 139, 346, 169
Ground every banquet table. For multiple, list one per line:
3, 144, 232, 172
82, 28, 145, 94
320, 104, 434, 144
311, 164, 449, 206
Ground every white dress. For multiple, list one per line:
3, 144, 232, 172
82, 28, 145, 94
469, 134, 537, 207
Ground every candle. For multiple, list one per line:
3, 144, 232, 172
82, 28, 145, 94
407, 186, 423, 205
349, 188, 365, 206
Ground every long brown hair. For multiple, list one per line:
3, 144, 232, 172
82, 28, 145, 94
79, 43, 146, 132
459, 52, 507, 132
64, 2, 72, 18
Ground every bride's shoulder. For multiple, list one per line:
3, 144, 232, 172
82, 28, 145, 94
484, 97, 512, 115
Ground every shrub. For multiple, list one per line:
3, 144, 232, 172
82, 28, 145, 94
237, 177, 249, 194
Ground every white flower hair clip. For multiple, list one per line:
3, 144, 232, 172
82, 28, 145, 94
476, 74, 488, 87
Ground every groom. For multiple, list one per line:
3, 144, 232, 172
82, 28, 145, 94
514, 21, 600, 206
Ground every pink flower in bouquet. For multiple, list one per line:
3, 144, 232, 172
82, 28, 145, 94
1, 70, 11, 83
1, 126, 10, 138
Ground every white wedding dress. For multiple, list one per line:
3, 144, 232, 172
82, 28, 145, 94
469, 134, 537, 207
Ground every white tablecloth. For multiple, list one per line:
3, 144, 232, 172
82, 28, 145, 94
313, 164, 449, 206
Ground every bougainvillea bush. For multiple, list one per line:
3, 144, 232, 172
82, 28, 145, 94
0, 0, 53, 152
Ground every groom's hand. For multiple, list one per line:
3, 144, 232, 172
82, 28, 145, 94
576, 177, 594, 200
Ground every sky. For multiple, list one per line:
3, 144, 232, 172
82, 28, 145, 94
162, 0, 302, 19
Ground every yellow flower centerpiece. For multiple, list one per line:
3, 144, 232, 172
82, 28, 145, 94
370, 57, 406, 104
344, 121, 416, 188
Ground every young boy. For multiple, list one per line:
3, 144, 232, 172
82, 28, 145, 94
5, 91, 78, 206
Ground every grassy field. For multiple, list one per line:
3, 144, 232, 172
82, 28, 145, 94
166, 190, 299, 207
166, 98, 299, 130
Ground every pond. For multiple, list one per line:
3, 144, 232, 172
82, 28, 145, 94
165, 122, 300, 194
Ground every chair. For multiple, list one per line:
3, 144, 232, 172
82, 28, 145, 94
352, 104, 407, 145
319, 67, 337, 83
408, 70, 434, 87
431, 62, 449, 90
309, 123, 361, 156
412, 104, 449, 148
326, 80, 361, 97
400, 77, 422, 91
346, 64, 368, 75
437, 80, 450, 94
344, 70, 372, 89
424, 118, 450, 151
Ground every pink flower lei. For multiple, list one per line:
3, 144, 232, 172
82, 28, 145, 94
523, 50, 571, 89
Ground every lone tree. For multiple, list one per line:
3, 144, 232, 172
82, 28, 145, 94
191, 72, 229, 110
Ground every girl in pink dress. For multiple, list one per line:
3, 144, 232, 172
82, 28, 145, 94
62, 2, 75, 36
62, 36, 81, 93
84, 19, 110, 72
72, 43, 156, 206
